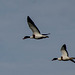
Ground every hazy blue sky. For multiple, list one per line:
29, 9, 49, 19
0, 0, 75, 75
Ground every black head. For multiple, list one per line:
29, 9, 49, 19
23, 36, 30, 40
52, 58, 58, 61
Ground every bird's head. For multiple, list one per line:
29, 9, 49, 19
23, 36, 30, 40
52, 58, 58, 61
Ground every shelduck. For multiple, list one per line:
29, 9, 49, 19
23, 16, 50, 40
52, 44, 75, 63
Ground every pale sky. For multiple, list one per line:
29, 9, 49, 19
0, 0, 75, 75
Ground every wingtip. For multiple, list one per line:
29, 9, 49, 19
48, 33, 51, 35
27, 16, 35, 26
27, 16, 31, 22
27, 16, 29, 17
61, 44, 67, 51
62, 44, 66, 47
27, 16, 30, 20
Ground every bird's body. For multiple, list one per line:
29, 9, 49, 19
23, 16, 50, 40
58, 57, 70, 61
52, 44, 75, 63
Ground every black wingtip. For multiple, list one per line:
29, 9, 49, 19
27, 16, 31, 22
62, 44, 66, 48
27, 16, 30, 21
27, 16, 35, 25
27, 16, 30, 19
62, 44, 66, 49
61, 44, 67, 51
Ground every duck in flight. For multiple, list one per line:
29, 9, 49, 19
52, 44, 75, 63
23, 16, 50, 40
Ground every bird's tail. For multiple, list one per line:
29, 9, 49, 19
71, 57, 75, 59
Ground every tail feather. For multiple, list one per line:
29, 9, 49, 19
71, 57, 75, 59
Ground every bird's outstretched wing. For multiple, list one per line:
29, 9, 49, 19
70, 59, 75, 63
27, 16, 40, 34
61, 44, 69, 57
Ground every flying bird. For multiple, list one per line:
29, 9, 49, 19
52, 44, 75, 63
23, 16, 50, 40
